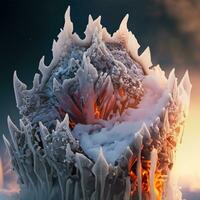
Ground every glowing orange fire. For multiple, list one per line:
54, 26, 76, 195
118, 87, 125, 97
128, 158, 165, 200
94, 104, 101, 119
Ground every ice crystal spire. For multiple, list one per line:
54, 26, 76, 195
4, 6, 191, 200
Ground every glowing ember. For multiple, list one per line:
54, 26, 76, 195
94, 104, 101, 119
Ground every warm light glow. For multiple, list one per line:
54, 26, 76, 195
129, 158, 166, 199
94, 104, 101, 119
118, 87, 125, 97
175, 71, 200, 192
0, 156, 19, 195
0, 159, 3, 189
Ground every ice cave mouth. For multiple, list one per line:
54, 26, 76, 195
49, 38, 149, 164
71, 72, 170, 165
53, 40, 145, 129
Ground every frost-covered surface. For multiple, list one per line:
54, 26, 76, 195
3, 6, 192, 200
73, 74, 170, 164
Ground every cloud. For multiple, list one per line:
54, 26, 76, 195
160, 0, 200, 64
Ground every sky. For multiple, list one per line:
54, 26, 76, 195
0, 0, 200, 199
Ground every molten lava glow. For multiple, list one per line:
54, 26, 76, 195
175, 71, 200, 192
128, 158, 165, 200
94, 104, 101, 119
118, 87, 125, 97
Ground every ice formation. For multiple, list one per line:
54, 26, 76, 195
3, 6, 191, 200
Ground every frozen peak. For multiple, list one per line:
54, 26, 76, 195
178, 70, 192, 115
92, 147, 109, 175
167, 68, 176, 92
139, 123, 151, 143
119, 14, 129, 33
56, 113, 70, 131
7, 116, 20, 154
13, 71, 27, 108
53, 77, 62, 92
179, 70, 192, 98
75, 15, 103, 46
138, 47, 152, 74
64, 6, 73, 35
3, 134, 12, 157
112, 14, 130, 41
88, 14, 93, 24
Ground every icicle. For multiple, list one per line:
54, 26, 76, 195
65, 178, 73, 200
59, 113, 70, 131
55, 119, 61, 131
7, 116, 20, 154
75, 153, 93, 200
163, 108, 170, 133
39, 122, 50, 149
179, 70, 192, 99
111, 14, 144, 67
119, 14, 129, 32
13, 71, 27, 108
74, 15, 103, 46
74, 181, 80, 200
168, 68, 180, 106
149, 64, 167, 85
19, 119, 26, 132
65, 144, 74, 163
38, 56, 54, 89
38, 56, 48, 76
138, 47, 152, 74
92, 147, 109, 199
139, 123, 152, 144
150, 148, 158, 200
167, 68, 176, 93
32, 73, 40, 90
64, 6, 73, 35
53, 77, 62, 92
3, 135, 12, 158
135, 133, 143, 200
102, 27, 112, 41
126, 31, 140, 60
178, 70, 192, 115
112, 14, 129, 42
123, 177, 131, 200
